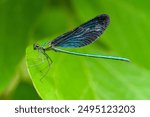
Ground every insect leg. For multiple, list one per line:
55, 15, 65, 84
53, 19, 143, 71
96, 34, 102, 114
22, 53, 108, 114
39, 52, 53, 82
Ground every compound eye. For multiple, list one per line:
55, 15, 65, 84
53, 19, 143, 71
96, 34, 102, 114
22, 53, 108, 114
33, 43, 39, 50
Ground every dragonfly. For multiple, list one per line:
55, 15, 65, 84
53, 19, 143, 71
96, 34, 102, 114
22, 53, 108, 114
33, 14, 130, 73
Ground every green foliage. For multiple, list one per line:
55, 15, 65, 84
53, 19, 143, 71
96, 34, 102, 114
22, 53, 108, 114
11, 81, 41, 100
0, 0, 47, 97
1, 0, 150, 99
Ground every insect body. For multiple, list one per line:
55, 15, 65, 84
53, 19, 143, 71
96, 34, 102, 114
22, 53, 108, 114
33, 14, 130, 65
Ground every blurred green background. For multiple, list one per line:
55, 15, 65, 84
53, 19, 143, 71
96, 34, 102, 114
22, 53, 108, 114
0, 0, 150, 100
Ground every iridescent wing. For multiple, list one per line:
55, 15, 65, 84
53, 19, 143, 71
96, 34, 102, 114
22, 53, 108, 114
50, 14, 110, 48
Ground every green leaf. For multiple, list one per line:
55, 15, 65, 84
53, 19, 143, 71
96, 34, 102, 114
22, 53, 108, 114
11, 81, 41, 100
26, 42, 150, 99
0, 0, 47, 95
26, 0, 150, 99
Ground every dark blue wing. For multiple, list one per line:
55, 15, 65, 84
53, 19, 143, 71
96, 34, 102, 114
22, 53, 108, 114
50, 14, 110, 48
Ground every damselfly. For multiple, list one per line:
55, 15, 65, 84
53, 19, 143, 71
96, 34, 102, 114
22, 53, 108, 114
33, 14, 130, 76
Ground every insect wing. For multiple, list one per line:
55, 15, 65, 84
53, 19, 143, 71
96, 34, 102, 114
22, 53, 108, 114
51, 14, 110, 48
